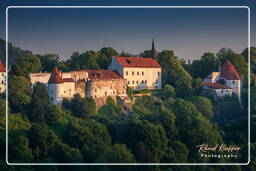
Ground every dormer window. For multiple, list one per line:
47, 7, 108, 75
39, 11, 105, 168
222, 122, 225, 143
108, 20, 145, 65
126, 59, 131, 64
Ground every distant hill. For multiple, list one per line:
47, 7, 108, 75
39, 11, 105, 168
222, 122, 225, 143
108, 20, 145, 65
0, 38, 33, 65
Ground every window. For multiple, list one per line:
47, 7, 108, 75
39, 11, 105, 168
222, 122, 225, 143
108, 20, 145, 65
132, 80, 134, 84
137, 71, 139, 75
128, 81, 130, 85
113, 91, 115, 94
142, 80, 144, 84
70, 89, 71, 91
105, 91, 107, 96
221, 90, 224, 93
126, 71, 128, 75
156, 80, 158, 84
51, 90, 53, 94
232, 80, 235, 84
132, 71, 134, 76
95, 95, 97, 98
158, 72, 160, 76
145, 80, 147, 84
136, 80, 139, 84
51, 97, 53, 101
142, 71, 144, 75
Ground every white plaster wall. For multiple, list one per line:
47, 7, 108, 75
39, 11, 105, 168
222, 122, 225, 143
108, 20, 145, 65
62, 82, 75, 98
30, 73, 50, 85
48, 83, 63, 105
123, 67, 161, 90
0, 72, 6, 93
224, 79, 241, 99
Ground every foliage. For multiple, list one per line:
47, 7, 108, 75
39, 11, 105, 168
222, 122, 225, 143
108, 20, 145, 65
158, 50, 193, 98
8, 76, 31, 112
189, 96, 214, 119
63, 94, 97, 118
10, 54, 41, 77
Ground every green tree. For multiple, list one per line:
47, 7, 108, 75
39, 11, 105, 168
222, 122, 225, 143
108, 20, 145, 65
71, 51, 99, 70
158, 50, 193, 98
125, 119, 168, 162
28, 124, 59, 157
99, 98, 124, 121
63, 94, 97, 118
39, 53, 60, 72
10, 54, 41, 77
154, 84, 176, 100
8, 76, 31, 112
52, 143, 84, 163
140, 50, 152, 58
28, 82, 61, 124
191, 52, 220, 79
98, 47, 118, 69
9, 136, 33, 163
64, 119, 112, 162
96, 144, 135, 163
189, 96, 214, 119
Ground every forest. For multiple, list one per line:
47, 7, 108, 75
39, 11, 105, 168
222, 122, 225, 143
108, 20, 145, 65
0, 38, 255, 171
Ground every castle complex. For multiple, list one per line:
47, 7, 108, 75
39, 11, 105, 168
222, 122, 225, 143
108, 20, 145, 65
203, 60, 241, 101
29, 55, 161, 105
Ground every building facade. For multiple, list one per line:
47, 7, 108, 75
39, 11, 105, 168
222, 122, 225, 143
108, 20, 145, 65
108, 57, 161, 90
30, 68, 128, 105
0, 59, 6, 93
203, 60, 241, 101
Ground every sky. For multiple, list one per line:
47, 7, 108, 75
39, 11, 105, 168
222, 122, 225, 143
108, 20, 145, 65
0, 0, 255, 61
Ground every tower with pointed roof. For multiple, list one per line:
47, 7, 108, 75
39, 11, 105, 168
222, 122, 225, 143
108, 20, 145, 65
48, 67, 64, 105
0, 59, 6, 93
219, 60, 241, 101
151, 39, 157, 59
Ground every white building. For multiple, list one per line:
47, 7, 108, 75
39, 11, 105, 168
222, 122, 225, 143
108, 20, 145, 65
203, 61, 241, 100
0, 59, 6, 93
108, 57, 161, 90
47, 67, 75, 105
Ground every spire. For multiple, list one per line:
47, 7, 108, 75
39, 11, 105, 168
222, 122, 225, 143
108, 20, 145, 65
151, 39, 157, 59
48, 67, 63, 84
0, 59, 5, 72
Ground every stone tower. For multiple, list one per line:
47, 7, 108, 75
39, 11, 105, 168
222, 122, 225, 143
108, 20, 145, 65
47, 67, 63, 105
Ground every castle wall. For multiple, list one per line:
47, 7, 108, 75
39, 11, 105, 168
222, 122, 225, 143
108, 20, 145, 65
86, 78, 127, 99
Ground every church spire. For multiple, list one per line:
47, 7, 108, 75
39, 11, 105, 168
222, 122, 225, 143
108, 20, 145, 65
151, 39, 157, 59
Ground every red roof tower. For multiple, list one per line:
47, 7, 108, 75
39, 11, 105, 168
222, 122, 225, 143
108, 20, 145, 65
0, 59, 5, 72
48, 67, 63, 84
220, 61, 240, 80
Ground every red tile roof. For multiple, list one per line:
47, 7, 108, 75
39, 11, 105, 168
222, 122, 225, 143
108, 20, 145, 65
63, 78, 74, 82
203, 82, 232, 89
220, 61, 240, 80
48, 67, 63, 84
86, 70, 122, 80
114, 57, 161, 68
0, 59, 5, 72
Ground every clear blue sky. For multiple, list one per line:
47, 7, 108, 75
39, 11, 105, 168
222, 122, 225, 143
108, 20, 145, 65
0, 0, 255, 60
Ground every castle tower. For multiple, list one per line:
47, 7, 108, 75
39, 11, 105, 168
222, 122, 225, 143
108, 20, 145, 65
151, 39, 157, 59
48, 67, 63, 105
220, 60, 241, 101
0, 59, 6, 93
